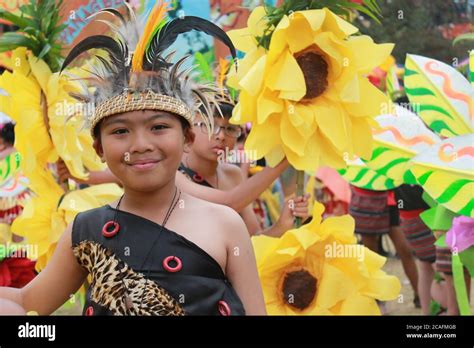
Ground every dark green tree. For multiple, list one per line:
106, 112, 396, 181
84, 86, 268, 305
358, 0, 472, 65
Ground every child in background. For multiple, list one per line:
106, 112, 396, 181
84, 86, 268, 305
180, 102, 309, 237
349, 186, 419, 308
395, 184, 436, 314
0, 120, 36, 289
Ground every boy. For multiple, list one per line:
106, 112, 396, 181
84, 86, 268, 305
180, 102, 309, 236
0, 109, 265, 315
0, 4, 265, 315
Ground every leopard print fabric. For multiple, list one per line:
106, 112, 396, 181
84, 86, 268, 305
73, 240, 185, 316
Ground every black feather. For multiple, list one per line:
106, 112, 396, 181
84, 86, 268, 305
95, 55, 116, 74
170, 55, 190, 94
61, 35, 127, 72
144, 16, 236, 71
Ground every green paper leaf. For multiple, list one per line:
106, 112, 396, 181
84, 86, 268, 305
434, 233, 447, 248
420, 204, 457, 232
452, 254, 471, 315
459, 247, 474, 278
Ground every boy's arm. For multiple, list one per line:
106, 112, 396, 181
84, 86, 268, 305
229, 167, 263, 235
223, 209, 266, 315
240, 204, 262, 235
176, 158, 289, 212
0, 223, 87, 315
57, 160, 122, 186
261, 194, 311, 237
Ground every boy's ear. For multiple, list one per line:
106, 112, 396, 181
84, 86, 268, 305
93, 138, 106, 162
183, 128, 195, 154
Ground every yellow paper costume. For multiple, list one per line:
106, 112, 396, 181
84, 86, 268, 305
0, 2, 122, 271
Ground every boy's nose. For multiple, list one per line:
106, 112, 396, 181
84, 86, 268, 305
214, 126, 225, 139
129, 131, 154, 153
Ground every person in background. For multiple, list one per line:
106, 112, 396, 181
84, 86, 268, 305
349, 185, 420, 309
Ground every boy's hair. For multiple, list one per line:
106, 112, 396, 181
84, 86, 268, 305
216, 102, 234, 119
199, 102, 234, 120
0, 122, 15, 146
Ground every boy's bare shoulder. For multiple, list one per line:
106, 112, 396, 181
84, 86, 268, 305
219, 163, 243, 185
181, 192, 246, 230
220, 163, 243, 178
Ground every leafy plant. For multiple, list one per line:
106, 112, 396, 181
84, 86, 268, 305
453, 32, 474, 46
0, 0, 67, 72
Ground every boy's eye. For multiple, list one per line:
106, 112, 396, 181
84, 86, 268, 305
152, 124, 169, 131
112, 128, 128, 135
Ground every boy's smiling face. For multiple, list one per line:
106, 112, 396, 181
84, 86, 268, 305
94, 110, 194, 192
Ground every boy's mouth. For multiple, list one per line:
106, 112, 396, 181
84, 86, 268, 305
211, 146, 226, 154
127, 159, 161, 171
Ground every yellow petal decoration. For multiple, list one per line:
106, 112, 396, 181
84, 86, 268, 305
11, 176, 64, 271
12, 183, 122, 272
0, 48, 113, 271
0, 48, 105, 182
228, 8, 393, 171
0, 223, 11, 244
252, 202, 400, 315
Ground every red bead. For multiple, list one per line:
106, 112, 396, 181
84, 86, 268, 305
192, 174, 203, 182
85, 306, 94, 316
102, 221, 120, 238
218, 300, 231, 316
162, 256, 182, 273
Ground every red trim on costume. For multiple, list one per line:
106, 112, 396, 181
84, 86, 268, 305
399, 209, 425, 220
387, 191, 396, 206
352, 186, 385, 196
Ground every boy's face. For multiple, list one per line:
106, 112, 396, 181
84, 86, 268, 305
95, 110, 193, 192
191, 114, 237, 162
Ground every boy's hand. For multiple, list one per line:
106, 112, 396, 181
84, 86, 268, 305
0, 298, 26, 315
276, 193, 310, 234
57, 160, 88, 184
57, 159, 73, 183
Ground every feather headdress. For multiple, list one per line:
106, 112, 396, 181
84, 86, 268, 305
194, 55, 236, 110
60, 1, 236, 137
215, 57, 236, 106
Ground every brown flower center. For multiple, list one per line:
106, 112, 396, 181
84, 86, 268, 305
295, 47, 329, 100
281, 267, 317, 311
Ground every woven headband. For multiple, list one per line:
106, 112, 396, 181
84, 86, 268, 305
91, 90, 192, 137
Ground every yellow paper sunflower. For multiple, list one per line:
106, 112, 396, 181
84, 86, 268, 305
252, 202, 400, 315
0, 0, 115, 273
0, 48, 105, 182
228, 6, 393, 171
0, 48, 57, 178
